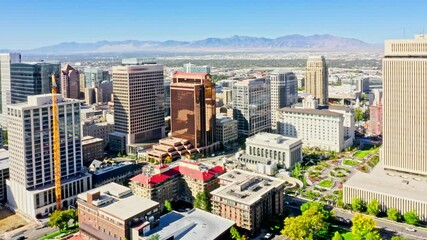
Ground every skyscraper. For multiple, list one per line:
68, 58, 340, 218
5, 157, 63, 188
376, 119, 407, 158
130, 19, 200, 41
305, 56, 328, 106
343, 35, 427, 221
183, 63, 211, 74
270, 71, 298, 131
83, 68, 110, 88
232, 78, 271, 136
170, 72, 216, 148
112, 60, 165, 148
6, 94, 91, 217
382, 35, 427, 175
10, 62, 60, 104
0, 53, 21, 127
60, 64, 80, 99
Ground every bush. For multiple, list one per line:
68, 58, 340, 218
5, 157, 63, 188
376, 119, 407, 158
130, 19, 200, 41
404, 210, 420, 225
387, 208, 401, 222
318, 179, 334, 188
367, 199, 380, 216
352, 197, 366, 212
343, 159, 359, 166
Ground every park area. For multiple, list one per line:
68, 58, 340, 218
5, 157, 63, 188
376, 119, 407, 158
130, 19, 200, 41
0, 208, 28, 234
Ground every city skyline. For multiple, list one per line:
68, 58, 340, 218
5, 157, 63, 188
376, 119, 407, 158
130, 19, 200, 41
0, 0, 426, 49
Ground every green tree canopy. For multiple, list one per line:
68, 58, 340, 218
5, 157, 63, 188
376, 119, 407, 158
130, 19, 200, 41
391, 236, 409, 240
281, 204, 328, 240
355, 108, 364, 122
403, 210, 420, 225
164, 200, 173, 212
352, 197, 366, 212
332, 231, 343, 240
291, 163, 302, 179
351, 213, 379, 239
300, 202, 332, 221
230, 226, 247, 240
387, 208, 401, 222
194, 192, 211, 212
48, 210, 74, 231
367, 199, 380, 216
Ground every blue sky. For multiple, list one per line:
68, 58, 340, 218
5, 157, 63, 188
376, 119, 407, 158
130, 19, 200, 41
1, 0, 426, 49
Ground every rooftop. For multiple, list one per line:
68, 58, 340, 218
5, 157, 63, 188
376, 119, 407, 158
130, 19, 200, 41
78, 183, 159, 221
246, 132, 302, 150
82, 136, 104, 145
279, 107, 343, 117
211, 169, 285, 205
173, 71, 209, 79
141, 209, 235, 240
344, 162, 427, 202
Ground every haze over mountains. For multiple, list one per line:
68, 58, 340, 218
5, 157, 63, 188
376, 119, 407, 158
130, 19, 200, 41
2, 34, 381, 54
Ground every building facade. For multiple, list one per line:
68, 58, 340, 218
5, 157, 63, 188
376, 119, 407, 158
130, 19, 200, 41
183, 62, 211, 74
77, 183, 160, 240
83, 68, 110, 88
232, 78, 271, 136
60, 64, 80, 99
82, 136, 104, 167
368, 89, 383, 136
244, 132, 302, 169
305, 56, 328, 106
82, 121, 114, 147
170, 72, 217, 150
277, 97, 349, 152
113, 62, 165, 149
216, 116, 238, 147
0, 53, 21, 127
211, 169, 285, 233
270, 71, 298, 131
6, 94, 91, 217
0, 149, 9, 202
10, 62, 61, 104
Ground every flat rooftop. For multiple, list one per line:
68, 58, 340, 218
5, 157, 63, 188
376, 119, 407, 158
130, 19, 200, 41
78, 182, 159, 221
142, 209, 234, 240
279, 107, 343, 117
344, 162, 427, 202
245, 132, 302, 150
211, 169, 285, 205
82, 136, 104, 145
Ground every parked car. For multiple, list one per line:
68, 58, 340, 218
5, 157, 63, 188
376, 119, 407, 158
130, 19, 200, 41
264, 233, 273, 239
405, 228, 416, 232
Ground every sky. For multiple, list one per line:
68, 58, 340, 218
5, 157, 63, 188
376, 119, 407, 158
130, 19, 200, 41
0, 0, 426, 49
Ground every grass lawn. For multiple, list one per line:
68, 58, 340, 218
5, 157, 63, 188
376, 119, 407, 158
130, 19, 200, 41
0, 208, 28, 234
318, 179, 334, 188
38, 225, 79, 240
343, 159, 360, 166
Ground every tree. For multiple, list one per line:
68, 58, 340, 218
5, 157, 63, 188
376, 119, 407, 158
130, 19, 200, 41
48, 210, 72, 231
404, 210, 420, 225
352, 197, 366, 212
164, 200, 173, 212
230, 226, 247, 240
391, 236, 409, 240
164, 156, 172, 164
291, 163, 302, 180
355, 108, 364, 122
281, 205, 328, 240
351, 213, 379, 240
117, 152, 122, 157
332, 231, 343, 240
147, 234, 160, 240
194, 192, 211, 212
300, 202, 332, 221
387, 208, 401, 222
367, 199, 380, 216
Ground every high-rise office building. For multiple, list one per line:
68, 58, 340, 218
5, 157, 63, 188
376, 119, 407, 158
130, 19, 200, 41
60, 64, 80, 99
6, 94, 91, 217
343, 35, 427, 221
232, 78, 271, 136
270, 71, 298, 131
305, 56, 328, 106
10, 62, 60, 104
382, 35, 427, 175
170, 72, 216, 148
183, 62, 211, 74
83, 68, 110, 88
112, 60, 165, 149
0, 53, 21, 127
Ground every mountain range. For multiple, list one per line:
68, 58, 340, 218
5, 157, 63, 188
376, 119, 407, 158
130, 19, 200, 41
2, 34, 381, 54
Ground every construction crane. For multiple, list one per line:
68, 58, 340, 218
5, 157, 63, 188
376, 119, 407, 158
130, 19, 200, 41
51, 74, 62, 210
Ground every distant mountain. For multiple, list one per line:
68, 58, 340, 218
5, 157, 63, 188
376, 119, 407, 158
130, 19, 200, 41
8, 34, 380, 54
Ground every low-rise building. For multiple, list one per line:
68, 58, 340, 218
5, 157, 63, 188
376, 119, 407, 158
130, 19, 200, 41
130, 160, 225, 209
137, 209, 235, 240
90, 161, 143, 188
216, 116, 238, 147
82, 136, 104, 167
77, 183, 160, 240
244, 132, 302, 169
210, 169, 285, 233
82, 121, 114, 148
0, 149, 9, 202
343, 163, 427, 221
